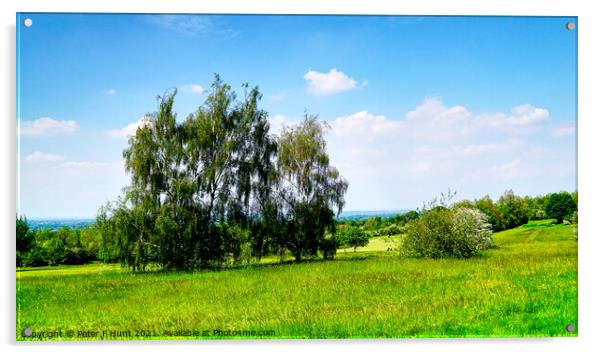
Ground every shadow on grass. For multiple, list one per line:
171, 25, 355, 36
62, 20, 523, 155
17, 248, 499, 276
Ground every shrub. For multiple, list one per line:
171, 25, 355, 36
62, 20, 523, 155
403, 207, 492, 258
363, 217, 382, 230
571, 211, 578, 240
23, 246, 48, 267
474, 196, 508, 231
16, 216, 34, 267
545, 192, 577, 224
339, 226, 370, 252
380, 224, 401, 236
497, 190, 528, 229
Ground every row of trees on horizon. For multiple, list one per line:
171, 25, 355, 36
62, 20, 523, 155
16, 188, 578, 268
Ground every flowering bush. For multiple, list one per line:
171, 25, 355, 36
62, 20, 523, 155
402, 206, 493, 258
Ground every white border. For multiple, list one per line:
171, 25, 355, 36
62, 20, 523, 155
2, 1, 600, 354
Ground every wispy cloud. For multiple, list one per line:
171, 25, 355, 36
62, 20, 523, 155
144, 15, 238, 38
105, 88, 116, 96
106, 116, 152, 139
304, 69, 367, 96
490, 159, 536, 180
61, 161, 113, 170
25, 151, 66, 163
268, 114, 297, 135
552, 125, 576, 137
180, 84, 204, 95
330, 111, 402, 142
20, 117, 78, 136
24, 151, 113, 170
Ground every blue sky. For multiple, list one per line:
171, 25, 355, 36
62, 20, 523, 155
17, 14, 577, 218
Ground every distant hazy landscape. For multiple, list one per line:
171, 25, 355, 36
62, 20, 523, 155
27, 210, 411, 230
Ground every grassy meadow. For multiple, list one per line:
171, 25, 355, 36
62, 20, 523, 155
16, 219, 577, 340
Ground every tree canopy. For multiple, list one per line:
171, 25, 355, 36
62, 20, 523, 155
99, 76, 348, 270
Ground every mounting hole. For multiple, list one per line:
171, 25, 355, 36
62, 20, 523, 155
23, 18, 33, 27
566, 323, 576, 332
566, 22, 575, 31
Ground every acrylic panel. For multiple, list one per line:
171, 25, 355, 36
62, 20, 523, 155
16, 13, 578, 340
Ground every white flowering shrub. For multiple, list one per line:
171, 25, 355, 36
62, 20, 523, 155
403, 206, 493, 258
452, 208, 493, 252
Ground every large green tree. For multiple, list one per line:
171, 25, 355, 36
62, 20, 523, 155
474, 195, 507, 231
182, 78, 277, 264
545, 192, 577, 224
497, 190, 528, 229
276, 115, 348, 262
108, 75, 279, 270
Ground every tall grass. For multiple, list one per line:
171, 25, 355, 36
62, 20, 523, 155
16, 220, 577, 340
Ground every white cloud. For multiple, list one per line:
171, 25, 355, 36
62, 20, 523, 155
319, 97, 570, 210
23, 151, 112, 170
412, 140, 521, 160
326, 98, 550, 147
490, 159, 532, 179
106, 116, 152, 139
61, 161, 112, 170
402, 98, 475, 141
20, 117, 78, 136
20, 159, 127, 218
477, 104, 549, 130
180, 84, 204, 95
330, 111, 403, 141
372, 98, 548, 141
105, 89, 116, 96
25, 151, 66, 163
304, 69, 367, 96
552, 125, 576, 137
268, 114, 297, 135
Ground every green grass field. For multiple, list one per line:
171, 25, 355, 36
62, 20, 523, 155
16, 220, 577, 340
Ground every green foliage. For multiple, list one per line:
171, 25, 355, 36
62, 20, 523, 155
276, 115, 349, 261
17, 219, 110, 267
17, 221, 577, 339
363, 216, 382, 230
545, 192, 578, 224
96, 76, 347, 270
497, 190, 528, 229
403, 205, 492, 258
451, 191, 577, 232
16, 215, 34, 266
373, 224, 402, 237
109, 76, 282, 270
525, 195, 549, 220
571, 211, 578, 239
474, 195, 507, 231
338, 225, 370, 251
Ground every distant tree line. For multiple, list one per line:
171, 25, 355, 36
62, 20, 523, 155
16, 216, 116, 267
336, 189, 577, 238
453, 190, 577, 231
332, 190, 577, 258
16, 188, 577, 267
